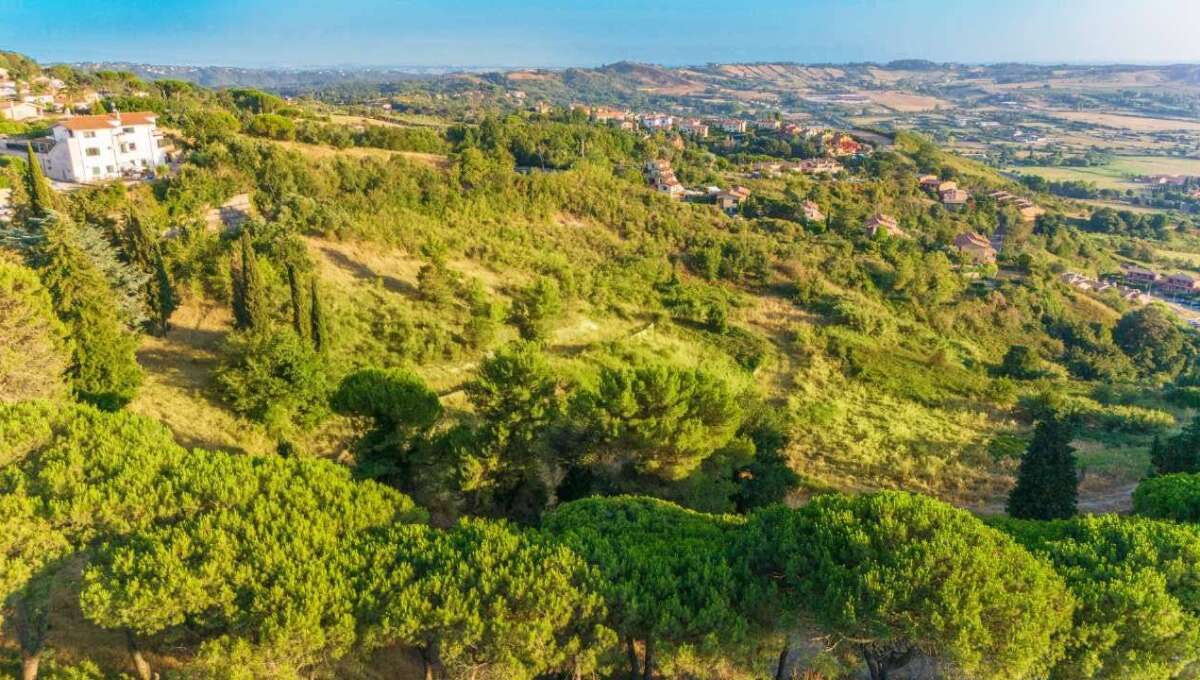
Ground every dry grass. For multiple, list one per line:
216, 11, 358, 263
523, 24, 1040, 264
863, 90, 950, 112
130, 301, 276, 455
1046, 110, 1200, 132
275, 140, 450, 169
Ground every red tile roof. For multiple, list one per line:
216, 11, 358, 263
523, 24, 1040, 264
57, 111, 158, 131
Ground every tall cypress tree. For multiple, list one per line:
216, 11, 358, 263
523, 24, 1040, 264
24, 143, 54, 218
232, 231, 269, 331
309, 277, 327, 354
287, 263, 310, 342
1007, 417, 1078, 520
150, 254, 177, 336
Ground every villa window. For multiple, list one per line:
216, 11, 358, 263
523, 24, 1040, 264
83, 131, 95, 138
85, 147, 100, 157
123, 127, 135, 134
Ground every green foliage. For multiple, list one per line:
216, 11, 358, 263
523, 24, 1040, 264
1007, 418, 1079, 520
80, 455, 425, 674
509, 277, 562, 342
567, 358, 742, 481
1114, 306, 1188, 378
1149, 416, 1200, 474
1001, 515, 1200, 680
998, 344, 1044, 379
23, 144, 54, 217
246, 112, 297, 140
358, 518, 612, 680
544, 496, 747, 678
745, 492, 1074, 680
35, 216, 142, 410
214, 328, 330, 431
0, 256, 69, 402
1133, 473, 1200, 523
231, 230, 269, 331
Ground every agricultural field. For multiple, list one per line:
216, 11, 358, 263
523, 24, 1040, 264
1012, 154, 1200, 191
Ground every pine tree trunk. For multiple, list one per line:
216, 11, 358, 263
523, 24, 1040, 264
420, 644, 436, 680
626, 636, 640, 680
641, 638, 655, 680
126, 629, 152, 680
21, 650, 39, 680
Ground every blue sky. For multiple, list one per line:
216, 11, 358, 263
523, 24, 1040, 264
2, 0, 1198, 68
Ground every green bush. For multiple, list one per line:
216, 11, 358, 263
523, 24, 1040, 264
215, 328, 330, 430
1134, 474, 1200, 523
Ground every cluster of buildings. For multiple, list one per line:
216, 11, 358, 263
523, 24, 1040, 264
1135, 174, 1196, 187
751, 158, 844, 178
0, 67, 101, 122
1062, 271, 1155, 303
643, 159, 752, 214
864, 213, 907, 239
918, 175, 971, 211
1118, 263, 1200, 297
987, 190, 1045, 222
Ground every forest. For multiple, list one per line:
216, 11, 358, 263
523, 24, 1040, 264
4, 57, 1200, 680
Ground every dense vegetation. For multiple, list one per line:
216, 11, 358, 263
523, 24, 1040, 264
3, 56, 1200, 679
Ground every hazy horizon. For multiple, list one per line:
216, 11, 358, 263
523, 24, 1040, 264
3, 0, 1199, 70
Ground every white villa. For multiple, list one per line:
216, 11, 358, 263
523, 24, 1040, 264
34, 111, 168, 183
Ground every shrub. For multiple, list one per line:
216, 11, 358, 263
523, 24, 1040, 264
215, 328, 330, 430
1134, 474, 1200, 523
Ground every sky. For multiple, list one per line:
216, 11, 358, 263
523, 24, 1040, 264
2, 0, 1199, 69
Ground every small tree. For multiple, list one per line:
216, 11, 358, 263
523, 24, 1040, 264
286, 263, 310, 343
24, 144, 54, 218
309, 277, 328, 353
1150, 417, 1200, 474
0, 256, 69, 402
509, 277, 562, 343
1133, 473, 1200, 523
331, 367, 442, 478
1007, 418, 1079, 520
998, 344, 1043, 379
215, 328, 330, 431
149, 253, 177, 336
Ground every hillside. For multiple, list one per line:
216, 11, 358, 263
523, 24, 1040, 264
5, 55, 1200, 680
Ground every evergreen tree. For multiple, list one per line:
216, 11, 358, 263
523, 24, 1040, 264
287, 263, 310, 342
35, 215, 142, 410
150, 254, 177, 336
231, 231, 269, 331
1007, 418, 1079, 519
1151, 417, 1200, 474
309, 277, 328, 354
24, 144, 54, 218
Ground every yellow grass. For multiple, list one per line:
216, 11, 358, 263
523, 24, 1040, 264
275, 139, 450, 169
1047, 110, 1200, 132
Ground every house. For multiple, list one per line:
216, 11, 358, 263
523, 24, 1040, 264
827, 133, 862, 157
0, 81, 16, 98
755, 119, 782, 131
0, 101, 40, 122
1163, 273, 1200, 297
936, 180, 958, 194
953, 232, 996, 264
802, 200, 824, 222
941, 188, 970, 211
918, 174, 941, 190
714, 118, 748, 134
589, 106, 629, 123
33, 111, 169, 183
640, 114, 674, 130
1121, 263, 1160, 287
864, 213, 906, 239
794, 158, 843, 175
714, 192, 741, 213
677, 119, 710, 137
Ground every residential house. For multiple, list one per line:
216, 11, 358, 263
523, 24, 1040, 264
827, 133, 862, 157
677, 119, 710, 137
802, 200, 824, 222
715, 118, 748, 134
941, 188, 970, 211
590, 106, 629, 124
640, 114, 674, 130
34, 111, 169, 183
1163, 273, 1200, 297
755, 119, 782, 131
0, 80, 17, 98
1121, 264, 1160, 287
864, 213, 906, 238
794, 158, 843, 175
918, 174, 941, 190
953, 232, 996, 264
936, 180, 958, 194
0, 100, 40, 122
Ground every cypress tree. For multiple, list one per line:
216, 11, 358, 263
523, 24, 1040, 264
309, 277, 327, 354
232, 231, 269, 331
24, 143, 54, 218
150, 253, 177, 336
287, 263, 310, 342
1007, 417, 1079, 519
